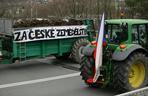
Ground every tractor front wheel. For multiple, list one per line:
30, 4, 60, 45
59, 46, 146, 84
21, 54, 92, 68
113, 52, 148, 92
71, 38, 89, 63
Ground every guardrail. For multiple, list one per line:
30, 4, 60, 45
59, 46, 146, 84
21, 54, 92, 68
115, 87, 148, 96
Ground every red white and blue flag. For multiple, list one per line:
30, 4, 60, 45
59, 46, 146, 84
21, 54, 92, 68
93, 14, 105, 82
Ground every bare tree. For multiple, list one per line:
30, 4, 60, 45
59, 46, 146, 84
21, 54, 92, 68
0, 0, 120, 20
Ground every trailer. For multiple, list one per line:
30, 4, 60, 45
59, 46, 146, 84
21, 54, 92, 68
0, 19, 95, 64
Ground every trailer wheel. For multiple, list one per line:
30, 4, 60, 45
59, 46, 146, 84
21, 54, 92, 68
113, 52, 148, 92
71, 38, 89, 63
80, 56, 99, 87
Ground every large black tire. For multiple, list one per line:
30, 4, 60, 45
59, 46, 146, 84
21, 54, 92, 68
80, 56, 99, 87
71, 38, 90, 63
113, 52, 148, 92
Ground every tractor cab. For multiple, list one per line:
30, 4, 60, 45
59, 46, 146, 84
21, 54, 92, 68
105, 22, 128, 44
105, 19, 148, 45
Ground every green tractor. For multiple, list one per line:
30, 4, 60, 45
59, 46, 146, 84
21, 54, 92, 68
80, 19, 148, 92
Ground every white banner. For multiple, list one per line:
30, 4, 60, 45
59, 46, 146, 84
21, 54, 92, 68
13, 25, 88, 42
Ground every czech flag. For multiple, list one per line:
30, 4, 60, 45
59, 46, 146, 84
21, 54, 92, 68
93, 14, 105, 82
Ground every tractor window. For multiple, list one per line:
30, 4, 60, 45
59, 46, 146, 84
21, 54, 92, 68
139, 25, 146, 45
132, 24, 147, 46
106, 24, 128, 44
132, 25, 139, 43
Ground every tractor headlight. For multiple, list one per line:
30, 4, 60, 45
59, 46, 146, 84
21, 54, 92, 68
119, 44, 126, 49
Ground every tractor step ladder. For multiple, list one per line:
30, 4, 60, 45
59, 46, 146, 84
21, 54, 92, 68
19, 42, 27, 61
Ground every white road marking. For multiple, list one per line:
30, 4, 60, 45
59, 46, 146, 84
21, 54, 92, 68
115, 86, 148, 96
0, 72, 80, 89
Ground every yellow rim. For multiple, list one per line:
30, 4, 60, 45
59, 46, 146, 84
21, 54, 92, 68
128, 60, 145, 88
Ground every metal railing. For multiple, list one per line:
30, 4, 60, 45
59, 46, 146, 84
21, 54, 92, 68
115, 87, 148, 96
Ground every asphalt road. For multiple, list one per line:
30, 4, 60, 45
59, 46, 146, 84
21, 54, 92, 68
0, 57, 118, 96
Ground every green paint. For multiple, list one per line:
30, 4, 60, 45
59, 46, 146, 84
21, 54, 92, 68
105, 19, 148, 25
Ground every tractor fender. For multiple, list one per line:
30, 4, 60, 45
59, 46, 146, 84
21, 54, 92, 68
81, 44, 95, 56
112, 44, 148, 61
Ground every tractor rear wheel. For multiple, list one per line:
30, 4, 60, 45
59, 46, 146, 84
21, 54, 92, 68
113, 52, 148, 92
80, 56, 99, 87
71, 38, 89, 63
